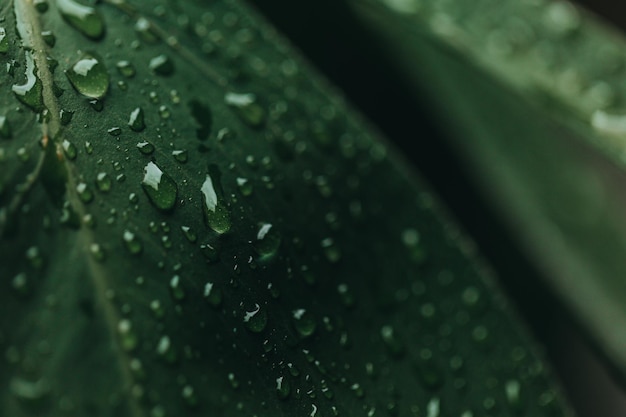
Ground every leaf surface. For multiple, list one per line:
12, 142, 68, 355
0, 1, 573, 416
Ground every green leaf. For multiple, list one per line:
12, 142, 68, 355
348, 0, 626, 381
0, 1, 572, 416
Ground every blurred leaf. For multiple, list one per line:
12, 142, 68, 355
0, 0, 573, 416
350, 0, 626, 381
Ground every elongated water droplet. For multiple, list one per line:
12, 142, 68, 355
76, 182, 93, 203
60, 109, 74, 125
62, 139, 77, 160
57, 0, 105, 40
254, 223, 281, 260
116, 60, 135, 78
292, 309, 316, 338
141, 161, 177, 212
118, 319, 138, 351
123, 230, 142, 255
236, 177, 252, 196
95, 172, 111, 192
203, 282, 222, 308
12, 51, 44, 112
276, 376, 291, 400
0, 28, 8, 54
243, 303, 267, 333
65, 52, 109, 99
181, 226, 197, 243
0, 116, 12, 139
201, 172, 231, 234
149, 54, 174, 76
128, 107, 145, 132
41, 30, 55, 47
172, 149, 187, 163
137, 141, 154, 155
169, 275, 185, 300
224, 92, 265, 128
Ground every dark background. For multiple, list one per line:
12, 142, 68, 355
249, 0, 626, 415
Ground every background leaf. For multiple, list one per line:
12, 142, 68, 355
1, 0, 573, 416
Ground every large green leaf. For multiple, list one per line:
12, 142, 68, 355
347, 0, 626, 381
0, 0, 573, 416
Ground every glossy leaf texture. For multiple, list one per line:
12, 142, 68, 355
0, 1, 572, 416
348, 0, 626, 381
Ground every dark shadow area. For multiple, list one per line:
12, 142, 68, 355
250, 0, 625, 415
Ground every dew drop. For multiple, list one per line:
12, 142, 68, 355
276, 376, 291, 400
172, 149, 187, 163
65, 52, 109, 99
34, 0, 49, 13
292, 309, 316, 338
181, 385, 197, 407
224, 92, 265, 128
116, 60, 135, 78
141, 161, 177, 211
95, 172, 112, 192
203, 282, 222, 308
41, 30, 55, 47
236, 177, 252, 196
59, 109, 74, 126
12, 51, 44, 113
380, 325, 405, 358
89, 243, 105, 262
118, 319, 138, 351
169, 275, 185, 300
62, 139, 77, 160
57, 0, 105, 40
0, 116, 12, 139
149, 54, 174, 76
201, 172, 231, 234
181, 225, 197, 243
0, 28, 7, 55
123, 230, 143, 255
243, 303, 267, 333
76, 182, 93, 203
254, 223, 281, 260
128, 107, 146, 132
136, 141, 155, 155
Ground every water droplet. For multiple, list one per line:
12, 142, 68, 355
156, 335, 177, 363
89, 243, 105, 262
136, 141, 155, 155
172, 149, 187, 163
107, 126, 122, 136
181, 385, 197, 407
141, 161, 177, 211
276, 376, 291, 400
380, 325, 405, 358
158, 105, 170, 119
135, 17, 159, 43
0, 116, 12, 139
123, 230, 143, 255
321, 238, 341, 263
41, 30, 55, 47
0, 28, 8, 54
95, 172, 112, 192
201, 172, 231, 234
203, 282, 222, 308
116, 60, 135, 78
149, 54, 174, 76
118, 319, 138, 351
254, 223, 281, 260
128, 107, 145, 132
224, 92, 265, 128
62, 139, 77, 160
59, 109, 74, 125
236, 177, 252, 196
76, 182, 93, 203
169, 275, 185, 300
65, 52, 109, 99
292, 309, 316, 338
57, 0, 105, 40
12, 51, 44, 112
243, 303, 267, 333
